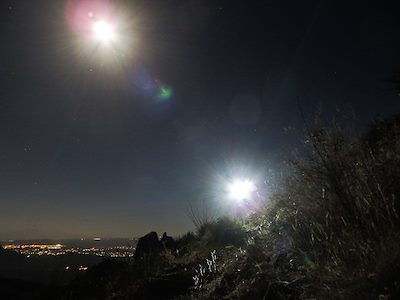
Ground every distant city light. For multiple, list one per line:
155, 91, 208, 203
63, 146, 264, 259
3, 242, 136, 258
3, 243, 64, 250
79, 265, 89, 271
227, 179, 256, 201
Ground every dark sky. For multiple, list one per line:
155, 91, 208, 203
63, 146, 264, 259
1, 0, 399, 239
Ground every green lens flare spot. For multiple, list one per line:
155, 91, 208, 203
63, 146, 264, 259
157, 85, 172, 101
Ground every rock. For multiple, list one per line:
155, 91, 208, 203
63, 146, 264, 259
134, 231, 162, 259
160, 232, 175, 250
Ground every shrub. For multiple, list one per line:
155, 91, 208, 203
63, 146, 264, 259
197, 216, 247, 247
254, 114, 400, 298
201, 114, 400, 299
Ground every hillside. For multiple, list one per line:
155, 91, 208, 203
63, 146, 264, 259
52, 114, 400, 300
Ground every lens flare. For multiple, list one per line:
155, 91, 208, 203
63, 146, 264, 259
66, 1, 172, 104
157, 85, 172, 101
130, 66, 174, 103
93, 20, 115, 43
65, 0, 113, 38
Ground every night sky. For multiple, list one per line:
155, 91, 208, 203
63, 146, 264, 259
1, 0, 399, 239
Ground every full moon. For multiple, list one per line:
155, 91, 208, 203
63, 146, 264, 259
227, 179, 256, 201
92, 20, 115, 43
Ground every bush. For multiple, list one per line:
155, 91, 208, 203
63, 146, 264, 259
249, 114, 400, 299
199, 114, 400, 299
197, 217, 247, 247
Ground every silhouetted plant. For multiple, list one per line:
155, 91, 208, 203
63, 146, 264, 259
197, 216, 247, 247
187, 200, 216, 231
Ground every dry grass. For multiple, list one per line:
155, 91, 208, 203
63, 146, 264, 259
191, 114, 400, 299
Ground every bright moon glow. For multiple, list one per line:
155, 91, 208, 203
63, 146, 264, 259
93, 20, 115, 43
227, 179, 256, 201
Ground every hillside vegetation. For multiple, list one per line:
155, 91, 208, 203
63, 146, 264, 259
60, 114, 400, 300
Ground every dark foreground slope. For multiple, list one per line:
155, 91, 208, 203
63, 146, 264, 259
0, 277, 61, 300
0, 246, 103, 300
